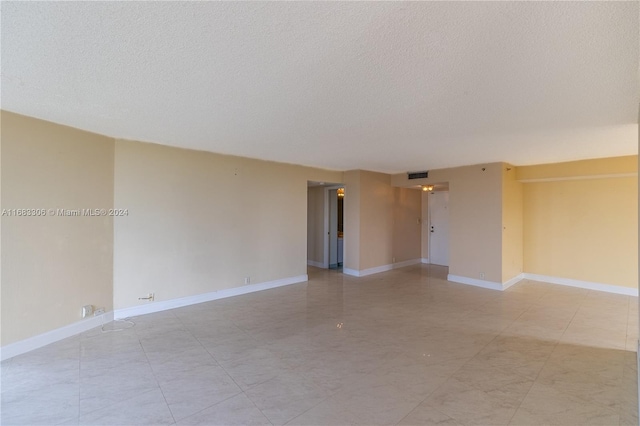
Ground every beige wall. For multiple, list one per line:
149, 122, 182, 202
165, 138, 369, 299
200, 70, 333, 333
393, 158, 639, 290
3, 110, 635, 348
521, 156, 638, 290
502, 166, 524, 282
1, 111, 343, 345
1, 111, 114, 346
307, 186, 325, 264
343, 170, 361, 271
359, 171, 394, 270
344, 170, 421, 273
523, 176, 638, 289
392, 187, 422, 263
113, 139, 342, 309
392, 163, 505, 283
517, 155, 637, 181
448, 164, 503, 282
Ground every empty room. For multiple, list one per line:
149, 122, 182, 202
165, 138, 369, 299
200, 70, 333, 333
1, 2, 638, 426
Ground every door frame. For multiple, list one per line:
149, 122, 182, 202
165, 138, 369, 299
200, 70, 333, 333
428, 190, 450, 267
324, 185, 343, 269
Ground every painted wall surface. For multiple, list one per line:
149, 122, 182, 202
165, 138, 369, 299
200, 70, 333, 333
391, 163, 504, 283
344, 170, 422, 273
523, 176, 638, 289
447, 165, 503, 283
3, 109, 635, 349
393, 157, 639, 290
359, 171, 394, 270
1, 111, 114, 346
392, 188, 422, 263
343, 170, 361, 271
113, 139, 342, 310
517, 155, 637, 181
306, 186, 325, 264
502, 166, 524, 282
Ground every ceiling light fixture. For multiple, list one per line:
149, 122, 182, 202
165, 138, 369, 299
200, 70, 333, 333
422, 185, 434, 192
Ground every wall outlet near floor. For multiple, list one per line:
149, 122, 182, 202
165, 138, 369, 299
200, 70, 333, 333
244, 277, 250, 285
480, 273, 485, 279
138, 293, 155, 302
392, 257, 396, 263
94, 307, 105, 316
82, 305, 94, 318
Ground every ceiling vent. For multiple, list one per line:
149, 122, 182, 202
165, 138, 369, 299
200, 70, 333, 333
407, 171, 429, 180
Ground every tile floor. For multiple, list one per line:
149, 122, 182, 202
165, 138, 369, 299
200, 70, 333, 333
1, 265, 638, 425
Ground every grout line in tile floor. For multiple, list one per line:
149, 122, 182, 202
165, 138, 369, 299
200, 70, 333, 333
138, 333, 177, 425
502, 297, 575, 425
177, 313, 275, 426
2, 265, 637, 426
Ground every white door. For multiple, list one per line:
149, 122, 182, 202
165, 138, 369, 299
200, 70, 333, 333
429, 191, 450, 266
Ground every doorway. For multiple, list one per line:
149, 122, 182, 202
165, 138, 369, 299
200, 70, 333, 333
306, 181, 344, 271
429, 190, 450, 266
327, 187, 344, 269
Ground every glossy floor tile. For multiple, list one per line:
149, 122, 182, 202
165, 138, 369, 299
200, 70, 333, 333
1, 265, 638, 425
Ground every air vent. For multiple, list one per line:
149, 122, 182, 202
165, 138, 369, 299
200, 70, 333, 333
407, 171, 429, 180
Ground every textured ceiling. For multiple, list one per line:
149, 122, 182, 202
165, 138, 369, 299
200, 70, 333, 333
2, 2, 638, 173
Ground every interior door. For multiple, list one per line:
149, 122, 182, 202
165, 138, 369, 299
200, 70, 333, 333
429, 191, 450, 266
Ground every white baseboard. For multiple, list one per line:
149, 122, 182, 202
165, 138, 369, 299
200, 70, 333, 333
447, 274, 506, 291
503, 273, 526, 290
393, 259, 423, 269
342, 259, 422, 277
307, 260, 324, 268
342, 265, 390, 277
343, 268, 359, 277
0, 311, 114, 361
447, 273, 525, 291
114, 274, 309, 319
448, 271, 638, 296
6, 270, 631, 361
523, 273, 638, 296
1, 274, 309, 361
421, 258, 430, 264
358, 264, 394, 277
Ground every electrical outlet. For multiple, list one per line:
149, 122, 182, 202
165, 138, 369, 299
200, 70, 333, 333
480, 273, 485, 279
244, 277, 250, 285
94, 307, 105, 316
82, 305, 93, 318
392, 257, 396, 263
138, 293, 155, 302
